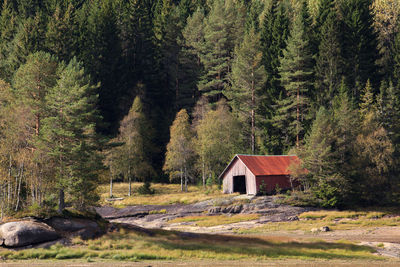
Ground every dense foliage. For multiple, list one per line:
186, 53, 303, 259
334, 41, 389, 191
0, 0, 399, 215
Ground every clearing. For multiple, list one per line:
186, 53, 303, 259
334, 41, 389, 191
1, 182, 400, 266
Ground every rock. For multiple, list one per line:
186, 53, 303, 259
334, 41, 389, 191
0, 221, 60, 247
208, 207, 221, 214
0, 238, 3, 246
46, 217, 103, 240
288, 216, 299, 221
232, 204, 243, 214
46, 217, 98, 232
320, 226, 330, 232
311, 228, 319, 233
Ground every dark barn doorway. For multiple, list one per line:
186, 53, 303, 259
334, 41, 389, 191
233, 175, 246, 194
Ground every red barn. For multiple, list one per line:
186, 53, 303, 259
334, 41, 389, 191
219, 155, 301, 195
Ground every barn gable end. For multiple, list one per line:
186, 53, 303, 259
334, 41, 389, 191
220, 155, 300, 195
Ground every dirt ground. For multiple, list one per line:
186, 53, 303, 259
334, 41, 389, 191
1, 259, 400, 267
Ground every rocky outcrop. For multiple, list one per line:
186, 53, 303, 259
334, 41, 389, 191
45, 217, 103, 240
0, 221, 60, 247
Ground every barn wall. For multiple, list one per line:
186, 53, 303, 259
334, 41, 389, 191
255, 175, 292, 194
222, 158, 256, 194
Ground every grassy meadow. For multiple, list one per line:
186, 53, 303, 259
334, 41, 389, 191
98, 182, 234, 206
0, 226, 385, 263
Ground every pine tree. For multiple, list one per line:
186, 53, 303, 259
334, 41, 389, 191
274, 6, 314, 150
198, 0, 245, 102
41, 57, 101, 212
13, 51, 58, 205
227, 28, 266, 153
163, 109, 194, 192
183, 7, 205, 65
13, 52, 58, 138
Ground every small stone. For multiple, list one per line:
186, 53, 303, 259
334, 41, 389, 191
320, 226, 330, 232
311, 228, 319, 233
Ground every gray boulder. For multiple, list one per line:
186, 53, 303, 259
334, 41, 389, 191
46, 217, 98, 232
46, 217, 103, 240
0, 221, 59, 247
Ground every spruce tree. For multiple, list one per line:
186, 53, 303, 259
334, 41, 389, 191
315, 9, 343, 106
258, 0, 289, 153
227, 28, 266, 153
75, 0, 122, 134
6, 13, 46, 80
45, 3, 77, 63
339, 0, 380, 100
274, 7, 314, 150
0, 0, 17, 82
297, 107, 349, 207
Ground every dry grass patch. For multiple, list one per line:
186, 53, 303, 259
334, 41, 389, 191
168, 214, 261, 227
0, 227, 384, 262
236, 210, 400, 234
98, 183, 232, 206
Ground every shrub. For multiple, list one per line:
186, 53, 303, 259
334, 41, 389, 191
137, 181, 155, 195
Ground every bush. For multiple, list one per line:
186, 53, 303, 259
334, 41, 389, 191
137, 181, 155, 195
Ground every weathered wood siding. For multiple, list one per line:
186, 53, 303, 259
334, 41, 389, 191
222, 158, 257, 195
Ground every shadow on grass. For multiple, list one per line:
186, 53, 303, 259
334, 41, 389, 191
149, 229, 378, 260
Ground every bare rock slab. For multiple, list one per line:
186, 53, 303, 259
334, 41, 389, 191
0, 221, 60, 247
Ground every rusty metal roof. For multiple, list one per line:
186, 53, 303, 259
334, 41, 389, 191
219, 154, 301, 178
237, 155, 299, 176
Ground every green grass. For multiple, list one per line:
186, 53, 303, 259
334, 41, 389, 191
98, 182, 235, 206
168, 214, 261, 227
0, 226, 384, 262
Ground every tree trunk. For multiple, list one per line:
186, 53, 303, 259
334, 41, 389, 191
58, 189, 65, 214
251, 73, 255, 153
15, 163, 24, 211
110, 176, 113, 198
7, 155, 11, 208
180, 167, 183, 192
128, 177, 132, 197
202, 162, 206, 189
184, 166, 188, 192
128, 167, 132, 197
296, 87, 300, 148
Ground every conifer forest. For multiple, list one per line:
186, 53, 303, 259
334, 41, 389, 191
0, 0, 399, 216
